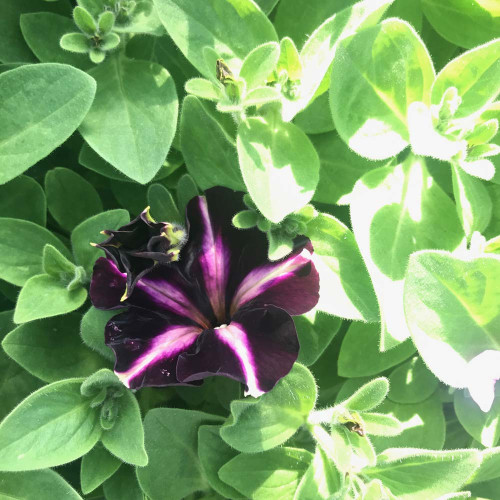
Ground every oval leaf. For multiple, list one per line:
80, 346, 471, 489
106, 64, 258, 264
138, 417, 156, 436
0, 63, 96, 184
79, 57, 178, 184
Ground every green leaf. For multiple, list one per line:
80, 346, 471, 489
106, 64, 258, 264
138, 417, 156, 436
79, 56, 178, 184
306, 213, 379, 322
363, 479, 392, 500
101, 33, 121, 51
0, 0, 71, 63
294, 94, 335, 135
176, 173, 200, 215
341, 377, 389, 412
239, 42, 279, 90
295, 309, 342, 366
73, 5, 97, 35
0, 310, 42, 421
388, 355, 439, 404
81, 444, 121, 494
60, 33, 90, 54
153, 0, 278, 77
20, 13, 93, 69
103, 465, 143, 500
0, 218, 71, 286
407, 101, 466, 162
2, 314, 107, 383
0, 175, 46, 226
197, 425, 243, 499
43, 244, 76, 279
101, 390, 148, 466
180, 96, 244, 191
185, 77, 223, 101
0, 469, 83, 500
283, 0, 394, 121
243, 86, 282, 107
267, 229, 294, 260
468, 446, 500, 484
147, 183, 182, 224
80, 307, 118, 362
277, 36, 301, 80
295, 446, 343, 499
80, 369, 124, 399
0, 63, 96, 184
369, 395, 446, 452
338, 322, 416, 378
79, 142, 132, 181
432, 39, 500, 118
71, 209, 130, 274
98, 11, 115, 34
330, 18, 434, 160
254, 0, 279, 14
421, 0, 500, 49
350, 154, 463, 350
361, 412, 404, 437
454, 388, 500, 447
386, 0, 423, 30
137, 408, 223, 500
0, 379, 101, 471
311, 132, 384, 205
232, 210, 259, 229
125, 31, 198, 98
404, 251, 500, 390
364, 448, 481, 500
220, 363, 317, 453
111, 0, 164, 35
45, 167, 103, 232
14, 274, 87, 324
219, 447, 313, 500
237, 113, 319, 222
319, 424, 352, 475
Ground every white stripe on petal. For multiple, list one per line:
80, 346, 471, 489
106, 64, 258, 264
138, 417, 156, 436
231, 248, 312, 313
116, 325, 202, 387
215, 322, 264, 398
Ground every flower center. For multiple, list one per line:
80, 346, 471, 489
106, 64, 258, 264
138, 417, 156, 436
214, 323, 228, 330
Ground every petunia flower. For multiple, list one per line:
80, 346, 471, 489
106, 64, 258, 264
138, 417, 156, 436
90, 187, 320, 397
93, 207, 187, 300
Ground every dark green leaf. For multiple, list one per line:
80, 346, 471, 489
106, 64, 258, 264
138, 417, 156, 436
137, 408, 223, 500
20, 12, 93, 70
14, 274, 87, 323
79, 56, 178, 184
218, 447, 313, 499
3, 314, 107, 382
0, 64, 96, 184
45, 167, 103, 232
0, 218, 71, 286
220, 364, 317, 453
0, 176, 46, 226
81, 444, 121, 495
181, 96, 244, 191
0, 469, 83, 499
0, 379, 101, 471
101, 390, 148, 466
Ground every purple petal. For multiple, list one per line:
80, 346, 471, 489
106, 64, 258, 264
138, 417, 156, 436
90, 257, 128, 309
176, 305, 299, 397
90, 257, 212, 328
182, 188, 269, 322
230, 244, 319, 316
105, 309, 202, 389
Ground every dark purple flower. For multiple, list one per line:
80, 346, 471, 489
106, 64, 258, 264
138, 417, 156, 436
93, 207, 186, 300
90, 188, 319, 397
